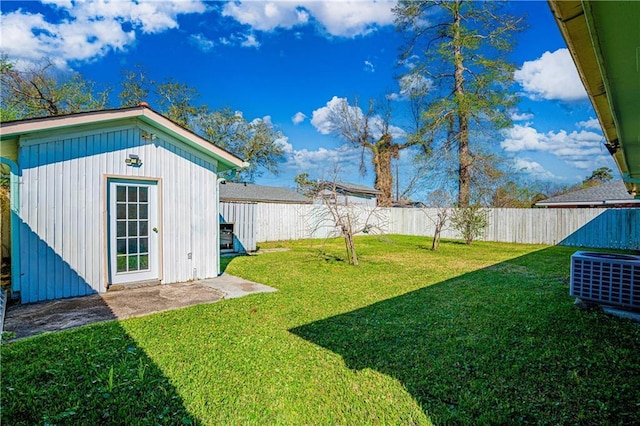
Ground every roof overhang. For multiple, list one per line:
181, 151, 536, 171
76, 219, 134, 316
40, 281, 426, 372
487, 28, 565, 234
0, 105, 246, 173
537, 199, 640, 208
548, 1, 640, 199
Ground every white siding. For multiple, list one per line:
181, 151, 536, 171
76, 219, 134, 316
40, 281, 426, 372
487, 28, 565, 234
18, 123, 219, 303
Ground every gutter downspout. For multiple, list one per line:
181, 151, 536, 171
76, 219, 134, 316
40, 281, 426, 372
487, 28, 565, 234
0, 157, 20, 298
216, 176, 226, 276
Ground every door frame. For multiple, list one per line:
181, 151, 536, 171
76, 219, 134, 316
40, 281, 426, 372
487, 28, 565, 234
103, 175, 163, 287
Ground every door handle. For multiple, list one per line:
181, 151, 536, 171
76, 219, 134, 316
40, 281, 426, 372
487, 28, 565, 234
152, 227, 158, 233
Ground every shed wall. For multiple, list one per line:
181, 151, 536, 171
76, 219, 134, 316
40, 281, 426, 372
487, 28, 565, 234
18, 123, 220, 303
220, 202, 257, 252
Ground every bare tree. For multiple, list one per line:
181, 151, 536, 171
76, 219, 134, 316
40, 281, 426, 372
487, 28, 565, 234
300, 170, 386, 266
1, 55, 109, 120
322, 96, 430, 207
425, 189, 453, 251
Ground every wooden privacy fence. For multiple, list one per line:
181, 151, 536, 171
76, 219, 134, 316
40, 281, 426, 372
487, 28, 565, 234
246, 203, 640, 251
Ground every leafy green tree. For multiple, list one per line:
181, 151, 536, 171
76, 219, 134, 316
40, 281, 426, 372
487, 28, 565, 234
197, 108, 285, 182
118, 70, 285, 181
155, 79, 202, 129
0, 55, 109, 120
394, 0, 524, 207
118, 65, 150, 108
118, 66, 203, 129
1, 56, 284, 179
583, 167, 613, 187
451, 205, 488, 245
294, 172, 318, 197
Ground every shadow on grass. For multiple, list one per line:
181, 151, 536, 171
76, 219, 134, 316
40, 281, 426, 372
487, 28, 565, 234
1, 319, 199, 425
220, 255, 235, 273
290, 247, 640, 425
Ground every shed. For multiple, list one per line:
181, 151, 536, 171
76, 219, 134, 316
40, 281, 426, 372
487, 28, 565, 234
0, 105, 244, 303
219, 182, 309, 253
535, 181, 640, 208
317, 181, 381, 207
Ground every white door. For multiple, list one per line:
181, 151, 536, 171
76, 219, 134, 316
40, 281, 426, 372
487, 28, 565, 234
108, 179, 159, 284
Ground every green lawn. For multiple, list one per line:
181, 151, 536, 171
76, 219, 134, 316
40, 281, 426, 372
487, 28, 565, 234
2, 235, 640, 425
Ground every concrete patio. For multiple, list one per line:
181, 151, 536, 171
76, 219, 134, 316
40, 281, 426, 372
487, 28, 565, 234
2, 273, 276, 340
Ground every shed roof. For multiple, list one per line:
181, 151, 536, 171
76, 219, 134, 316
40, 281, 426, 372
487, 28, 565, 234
319, 181, 381, 197
535, 180, 640, 207
220, 182, 310, 204
0, 104, 246, 172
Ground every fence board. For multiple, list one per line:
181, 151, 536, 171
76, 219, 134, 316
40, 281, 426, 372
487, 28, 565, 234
248, 204, 639, 251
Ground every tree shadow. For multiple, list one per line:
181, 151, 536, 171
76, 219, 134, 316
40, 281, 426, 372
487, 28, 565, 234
1, 319, 200, 425
290, 247, 640, 424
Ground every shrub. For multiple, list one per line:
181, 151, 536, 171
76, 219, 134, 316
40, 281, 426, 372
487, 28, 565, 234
451, 205, 489, 245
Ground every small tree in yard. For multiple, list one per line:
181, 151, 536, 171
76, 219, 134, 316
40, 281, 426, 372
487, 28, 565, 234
450, 205, 488, 245
297, 172, 384, 266
425, 189, 453, 251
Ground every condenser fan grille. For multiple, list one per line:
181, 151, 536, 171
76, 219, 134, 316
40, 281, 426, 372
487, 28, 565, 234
570, 251, 640, 310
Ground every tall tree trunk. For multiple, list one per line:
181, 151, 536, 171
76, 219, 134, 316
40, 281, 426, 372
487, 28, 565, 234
372, 135, 395, 207
458, 116, 471, 207
452, 1, 471, 207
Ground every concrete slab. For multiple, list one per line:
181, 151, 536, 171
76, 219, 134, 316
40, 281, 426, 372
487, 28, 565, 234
199, 273, 277, 299
602, 306, 640, 322
2, 274, 276, 341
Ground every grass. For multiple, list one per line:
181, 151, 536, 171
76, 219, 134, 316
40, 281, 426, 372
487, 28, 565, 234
2, 235, 640, 425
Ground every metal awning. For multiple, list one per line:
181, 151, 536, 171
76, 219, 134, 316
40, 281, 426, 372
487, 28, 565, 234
548, 1, 640, 198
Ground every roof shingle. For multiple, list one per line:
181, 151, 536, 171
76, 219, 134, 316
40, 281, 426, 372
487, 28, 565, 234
219, 182, 310, 203
536, 180, 639, 207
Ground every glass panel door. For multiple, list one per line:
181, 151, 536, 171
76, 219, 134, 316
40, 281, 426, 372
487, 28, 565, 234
109, 180, 158, 284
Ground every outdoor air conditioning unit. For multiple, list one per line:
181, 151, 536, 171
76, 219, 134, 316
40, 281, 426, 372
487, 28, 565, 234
570, 251, 640, 310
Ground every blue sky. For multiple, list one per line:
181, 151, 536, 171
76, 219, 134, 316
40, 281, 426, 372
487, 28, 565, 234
0, 0, 618, 197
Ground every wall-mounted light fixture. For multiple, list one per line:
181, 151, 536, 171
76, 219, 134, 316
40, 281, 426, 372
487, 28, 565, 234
141, 131, 156, 141
125, 154, 142, 167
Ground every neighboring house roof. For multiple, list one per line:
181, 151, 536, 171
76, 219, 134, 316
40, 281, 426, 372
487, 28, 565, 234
220, 182, 310, 204
535, 180, 640, 207
548, 1, 639, 198
0, 104, 246, 172
319, 181, 381, 198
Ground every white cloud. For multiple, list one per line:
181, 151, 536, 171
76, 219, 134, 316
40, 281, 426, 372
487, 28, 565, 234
510, 111, 534, 121
514, 49, 588, 102
399, 73, 432, 97
251, 115, 273, 126
512, 158, 556, 180
286, 144, 362, 171
216, 31, 261, 49
222, 0, 395, 38
274, 136, 294, 154
0, 0, 207, 68
363, 60, 375, 73
501, 123, 610, 170
222, 1, 309, 32
292, 112, 307, 125
302, 1, 395, 37
241, 33, 261, 48
577, 117, 601, 131
190, 33, 215, 52
311, 96, 348, 135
